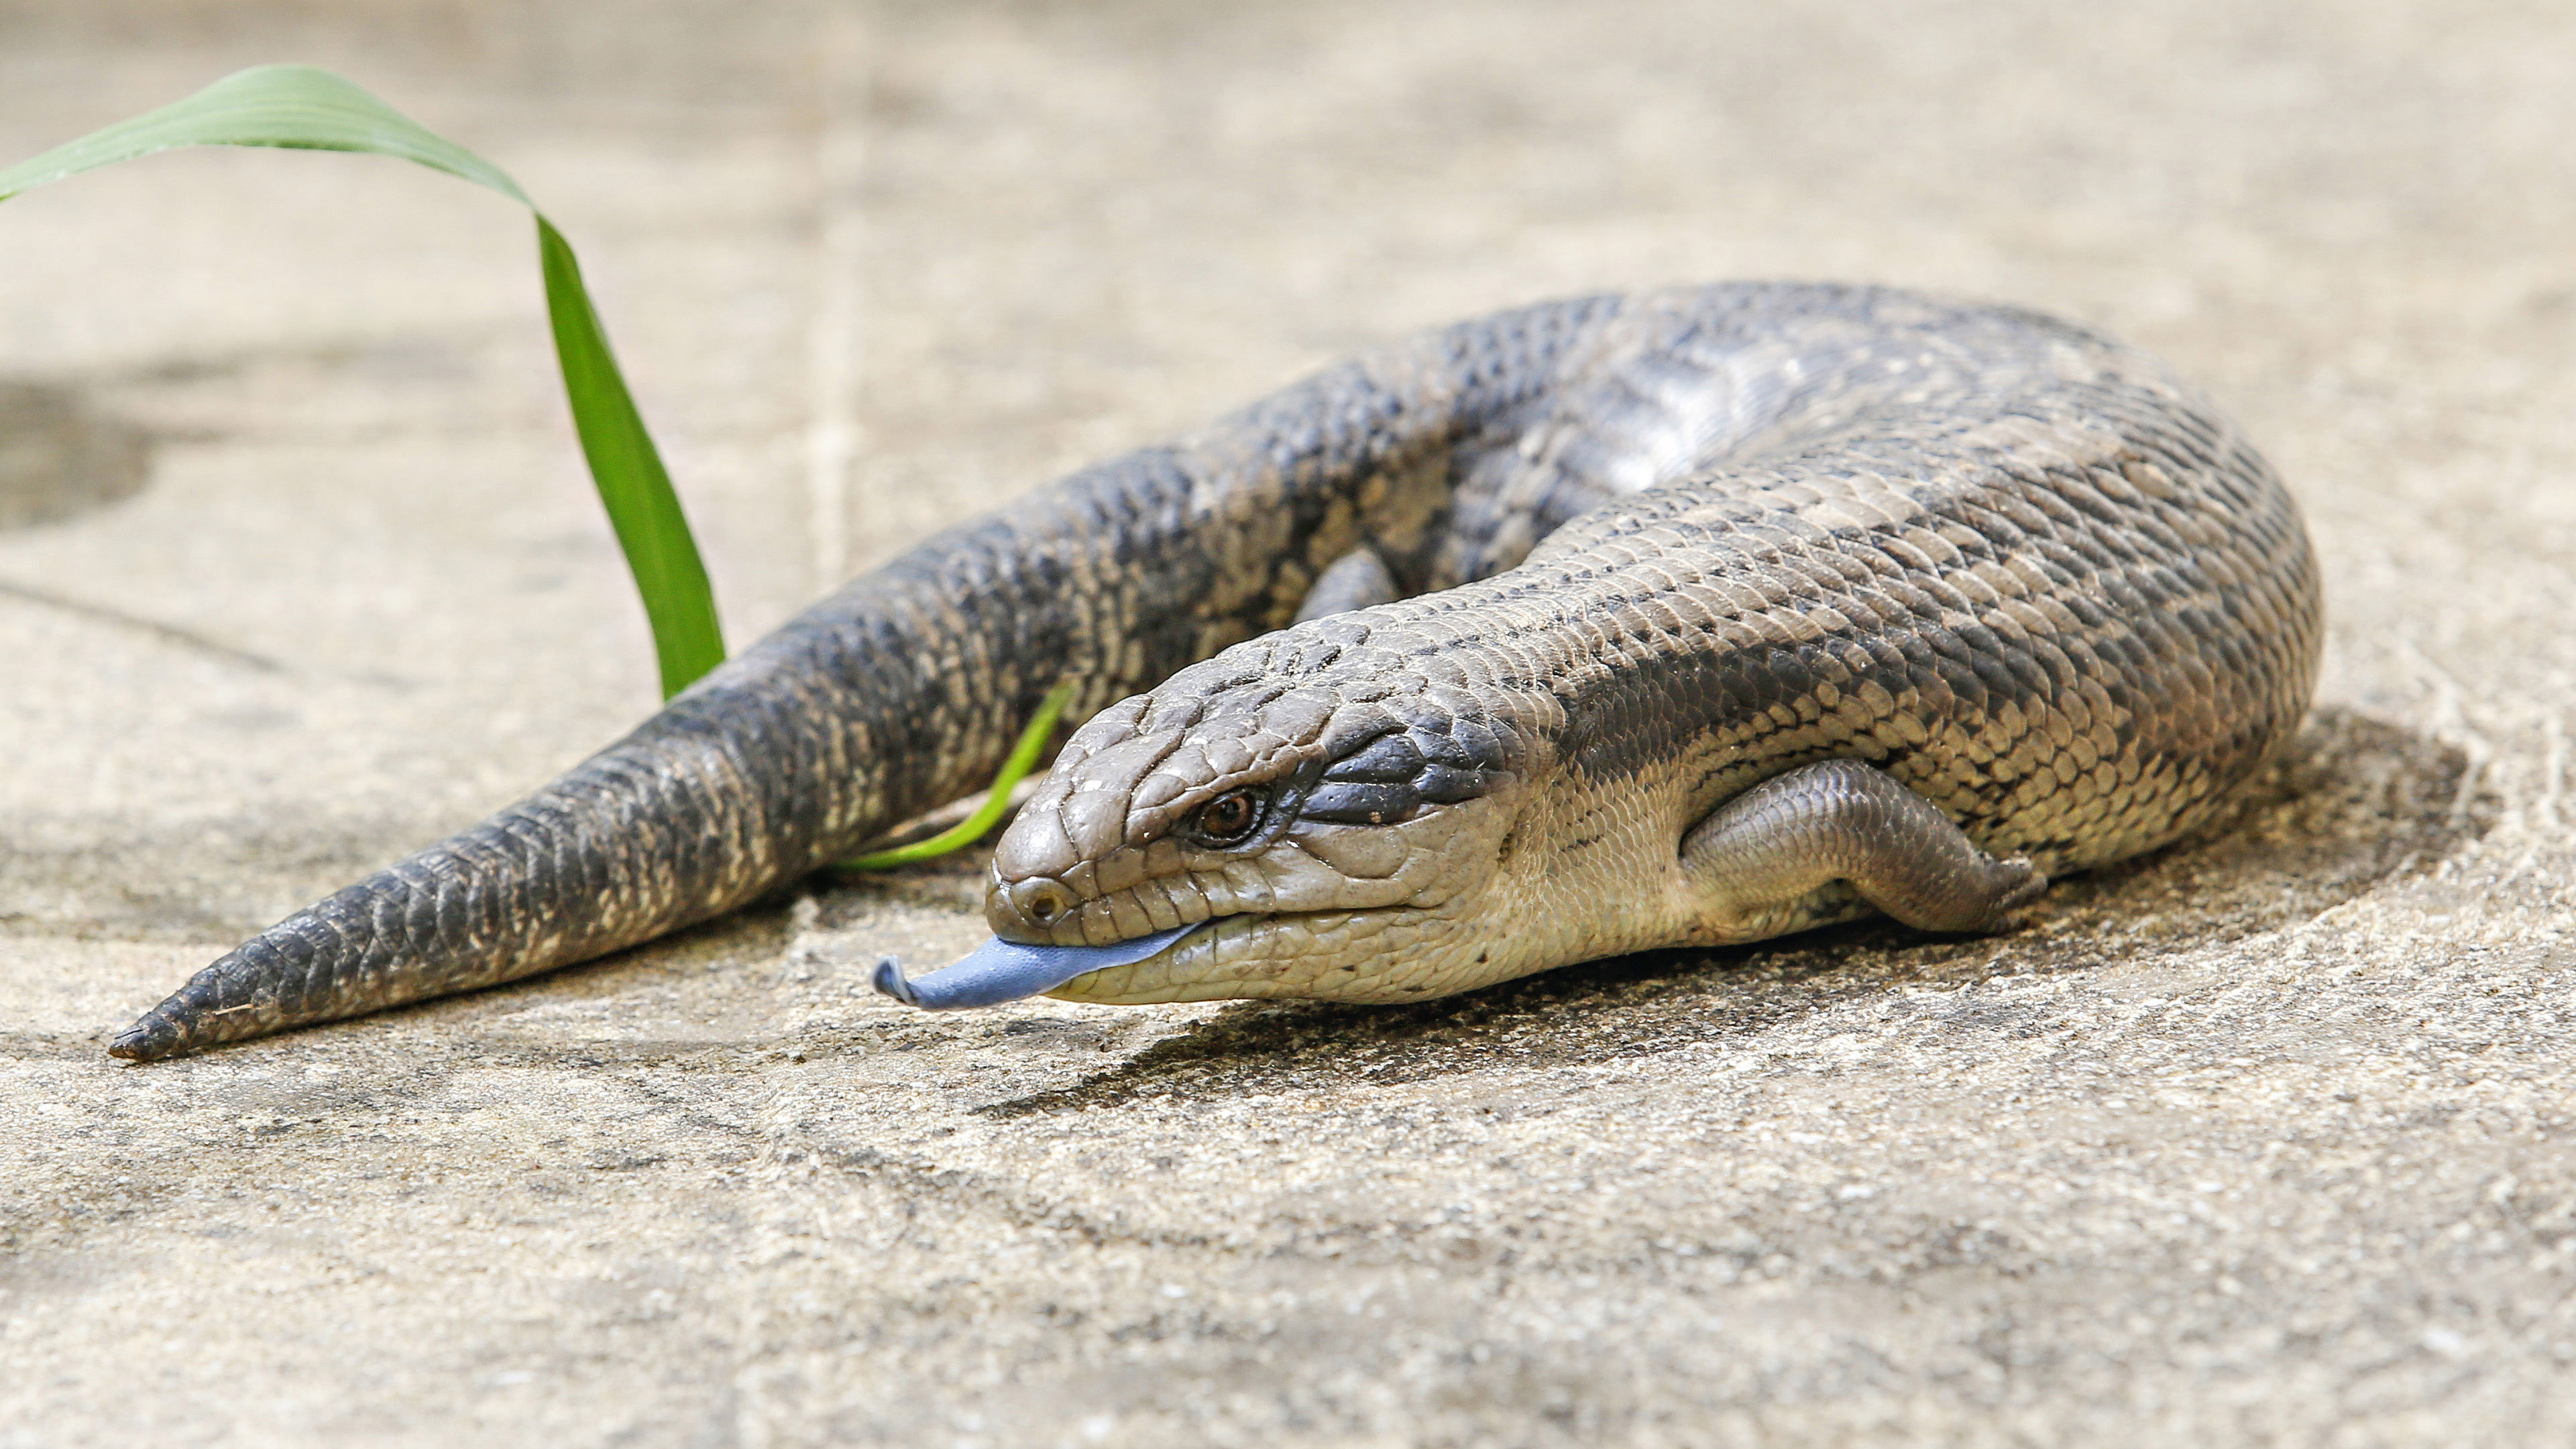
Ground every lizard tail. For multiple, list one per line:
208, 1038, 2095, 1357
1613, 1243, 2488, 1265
105, 295, 1615, 1060
109, 618, 955, 1060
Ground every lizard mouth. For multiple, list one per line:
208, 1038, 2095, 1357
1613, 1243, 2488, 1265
871, 922, 1205, 1009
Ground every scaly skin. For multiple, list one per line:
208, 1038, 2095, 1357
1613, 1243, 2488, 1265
981, 286, 2320, 1006
113, 283, 2319, 1059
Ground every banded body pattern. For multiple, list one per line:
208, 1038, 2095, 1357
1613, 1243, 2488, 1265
116, 283, 2319, 1056
983, 286, 2318, 1004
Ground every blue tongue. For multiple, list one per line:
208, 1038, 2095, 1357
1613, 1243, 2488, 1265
872, 924, 1198, 1010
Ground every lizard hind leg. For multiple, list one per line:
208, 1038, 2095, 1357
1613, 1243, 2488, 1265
1679, 760, 2046, 941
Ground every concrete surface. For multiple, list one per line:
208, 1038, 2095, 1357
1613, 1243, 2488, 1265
3, 1, 2573, 1444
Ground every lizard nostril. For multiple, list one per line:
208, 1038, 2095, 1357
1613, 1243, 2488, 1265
1021, 882, 1072, 925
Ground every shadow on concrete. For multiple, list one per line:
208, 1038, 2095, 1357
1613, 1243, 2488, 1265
978, 706, 2489, 1116
0, 375, 292, 673
0, 379, 150, 530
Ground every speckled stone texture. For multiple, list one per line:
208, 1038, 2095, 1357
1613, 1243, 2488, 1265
1, 1, 2571, 1445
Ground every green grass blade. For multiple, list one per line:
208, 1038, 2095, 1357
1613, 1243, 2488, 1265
537, 219, 724, 694
0, 64, 726, 697
0, 64, 532, 205
842, 681, 1079, 869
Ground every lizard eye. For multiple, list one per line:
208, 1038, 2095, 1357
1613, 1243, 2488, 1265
1187, 788, 1263, 846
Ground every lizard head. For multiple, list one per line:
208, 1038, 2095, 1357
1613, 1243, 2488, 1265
875, 631, 1543, 1010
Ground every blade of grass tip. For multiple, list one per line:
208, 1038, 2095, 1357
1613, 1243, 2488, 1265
844, 681, 1080, 869
0, 64, 725, 697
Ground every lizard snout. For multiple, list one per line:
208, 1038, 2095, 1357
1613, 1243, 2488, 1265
991, 877, 1078, 941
